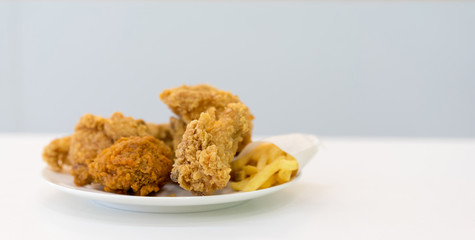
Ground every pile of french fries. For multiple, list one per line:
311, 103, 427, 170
230, 143, 299, 191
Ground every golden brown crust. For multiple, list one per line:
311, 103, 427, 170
160, 84, 244, 123
160, 84, 254, 154
169, 116, 187, 152
42, 135, 71, 171
69, 112, 151, 186
88, 136, 172, 196
171, 103, 252, 195
42, 84, 255, 197
147, 123, 173, 150
104, 112, 150, 140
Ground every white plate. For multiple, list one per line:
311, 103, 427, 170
42, 168, 301, 213
41, 134, 319, 213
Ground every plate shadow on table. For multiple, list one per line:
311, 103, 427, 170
38, 182, 324, 227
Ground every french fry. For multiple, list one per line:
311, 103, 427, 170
234, 170, 246, 181
258, 175, 275, 189
230, 142, 299, 192
230, 178, 251, 191
256, 153, 269, 170
279, 159, 298, 171
231, 153, 252, 170
242, 159, 283, 191
232, 143, 269, 169
276, 169, 292, 184
266, 147, 281, 164
243, 165, 258, 175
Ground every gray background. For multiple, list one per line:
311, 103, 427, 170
1, 1, 474, 137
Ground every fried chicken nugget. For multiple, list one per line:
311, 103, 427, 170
88, 136, 172, 196
69, 112, 151, 186
171, 103, 252, 195
160, 84, 254, 152
42, 135, 71, 171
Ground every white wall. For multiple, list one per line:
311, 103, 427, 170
1, 1, 475, 137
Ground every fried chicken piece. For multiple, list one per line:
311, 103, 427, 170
160, 84, 242, 123
147, 119, 186, 160
88, 136, 172, 196
69, 112, 151, 186
42, 135, 71, 171
170, 116, 187, 152
171, 103, 252, 195
160, 84, 254, 152
147, 122, 174, 149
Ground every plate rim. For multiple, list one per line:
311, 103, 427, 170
42, 168, 301, 206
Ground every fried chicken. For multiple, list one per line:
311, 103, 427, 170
160, 84, 254, 153
42, 83, 255, 197
146, 119, 187, 160
88, 136, 172, 196
147, 122, 174, 150
160, 84, 242, 123
42, 135, 71, 171
69, 112, 151, 186
171, 103, 252, 195
169, 116, 187, 152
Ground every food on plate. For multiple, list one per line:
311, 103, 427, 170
42, 135, 72, 171
230, 143, 298, 191
41, 84, 289, 197
88, 136, 172, 196
69, 112, 151, 186
146, 118, 187, 160
146, 122, 174, 156
169, 117, 187, 152
160, 84, 254, 153
160, 84, 255, 195
171, 103, 252, 195
160, 84, 242, 123
147, 122, 172, 144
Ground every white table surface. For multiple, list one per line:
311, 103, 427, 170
1, 134, 474, 239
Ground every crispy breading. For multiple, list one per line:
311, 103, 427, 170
42, 135, 71, 171
160, 84, 254, 153
171, 103, 252, 195
147, 119, 186, 160
69, 112, 151, 186
160, 84, 242, 123
169, 116, 187, 152
41, 84, 256, 197
88, 136, 172, 196
147, 122, 174, 149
